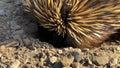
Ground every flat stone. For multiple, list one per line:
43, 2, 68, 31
13, 30, 24, 35
13, 35, 24, 45
0, 62, 7, 68
23, 38, 31, 46
92, 56, 109, 66
116, 64, 120, 68
10, 60, 21, 68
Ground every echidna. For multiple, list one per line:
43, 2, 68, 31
23, 0, 120, 48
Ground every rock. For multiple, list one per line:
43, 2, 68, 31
53, 62, 63, 68
23, 38, 31, 46
38, 61, 44, 67
5, 41, 19, 47
63, 67, 72, 68
9, 21, 21, 30
0, 53, 2, 57
63, 48, 69, 51
9, 20, 21, 30
109, 58, 118, 66
14, 0, 21, 6
10, 60, 21, 68
93, 52, 100, 56
97, 66, 106, 68
57, 50, 63, 54
14, 30, 24, 35
90, 64, 96, 68
71, 62, 81, 68
116, 47, 120, 51
92, 56, 109, 66
13, 35, 23, 45
13, 35, 21, 40
81, 48, 90, 52
23, 38, 34, 50
11, 25, 21, 30
87, 58, 92, 65
0, 9, 5, 16
72, 51, 80, 62
110, 65, 117, 68
60, 54, 74, 67
0, 62, 7, 68
68, 47, 74, 50
116, 64, 120, 68
49, 56, 57, 64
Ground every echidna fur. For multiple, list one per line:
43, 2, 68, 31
23, 0, 120, 48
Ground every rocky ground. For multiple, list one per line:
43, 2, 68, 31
0, 0, 120, 68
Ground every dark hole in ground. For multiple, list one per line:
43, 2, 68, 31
35, 23, 68, 48
105, 29, 120, 43
21, 11, 68, 48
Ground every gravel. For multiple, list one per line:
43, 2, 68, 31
0, 40, 120, 68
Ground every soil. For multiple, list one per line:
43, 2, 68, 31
0, 0, 120, 68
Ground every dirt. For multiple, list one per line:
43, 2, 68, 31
0, 0, 120, 68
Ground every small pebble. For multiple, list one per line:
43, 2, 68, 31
116, 64, 120, 68
92, 56, 109, 66
109, 58, 118, 66
87, 58, 92, 65
72, 51, 80, 62
0, 62, 7, 68
81, 48, 89, 52
49, 56, 57, 64
71, 62, 81, 68
63, 67, 72, 68
10, 60, 21, 68
57, 50, 63, 54
0, 10, 5, 16
63, 48, 69, 51
116, 47, 120, 51
53, 62, 62, 68
60, 54, 74, 67
23, 38, 31, 46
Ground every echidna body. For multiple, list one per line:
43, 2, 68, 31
23, 0, 120, 48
